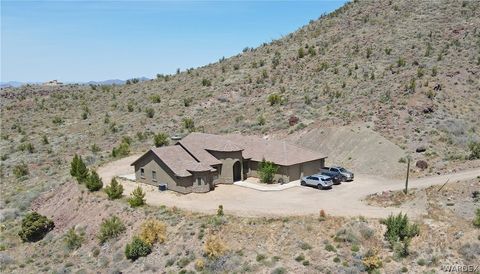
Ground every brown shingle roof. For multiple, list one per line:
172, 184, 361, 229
178, 132, 243, 166
150, 146, 214, 177
132, 133, 326, 177
224, 134, 326, 166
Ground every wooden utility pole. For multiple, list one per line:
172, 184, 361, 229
404, 158, 410, 194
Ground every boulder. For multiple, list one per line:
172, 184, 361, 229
416, 160, 428, 170
416, 146, 427, 153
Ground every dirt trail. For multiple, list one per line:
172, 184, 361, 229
98, 156, 480, 219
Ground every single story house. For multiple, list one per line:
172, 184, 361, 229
131, 132, 327, 194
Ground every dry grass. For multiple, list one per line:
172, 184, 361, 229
204, 234, 227, 258
138, 219, 167, 245
0, 0, 479, 272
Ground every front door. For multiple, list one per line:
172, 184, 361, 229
233, 161, 242, 182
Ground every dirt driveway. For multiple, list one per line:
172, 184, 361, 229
98, 155, 480, 218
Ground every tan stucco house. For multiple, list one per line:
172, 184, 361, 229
131, 133, 327, 194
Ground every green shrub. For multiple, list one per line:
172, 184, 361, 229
42, 135, 49, 145
70, 154, 89, 183
18, 212, 55, 242
104, 178, 124, 200
145, 107, 155, 118
366, 47, 372, 59
257, 114, 266, 126
177, 256, 192, 268
333, 257, 341, 263
182, 118, 195, 132
271, 51, 281, 69
294, 254, 305, 262
90, 144, 101, 154
271, 267, 286, 274
382, 213, 419, 246
125, 236, 151, 261
127, 102, 134, 112
52, 116, 64, 125
98, 216, 126, 244
299, 242, 312, 250
153, 133, 169, 147
256, 254, 266, 262
64, 227, 84, 250
18, 142, 35, 153
217, 205, 224, 216
128, 186, 146, 207
382, 213, 419, 257
397, 57, 406, 67
86, 170, 103, 192
201, 78, 212, 87
258, 158, 279, 184
183, 97, 193, 107
111, 141, 130, 158
325, 244, 336, 252
351, 244, 360, 252
267, 93, 283, 106
13, 162, 29, 179
150, 94, 161, 103
468, 142, 480, 160
298, 47, 305, 58
417, 258, 426, 266
473, 208, 480, 228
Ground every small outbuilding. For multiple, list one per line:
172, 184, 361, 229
131, 133, 327, 194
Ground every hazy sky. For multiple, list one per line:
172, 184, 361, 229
1, 0, 347, 82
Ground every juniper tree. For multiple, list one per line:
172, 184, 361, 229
86, 170, 103, 192
128, 186, 146, 207
104, 178, 124, 199
70, 154, 89, 183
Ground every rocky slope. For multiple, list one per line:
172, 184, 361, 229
1, 0, 480, 273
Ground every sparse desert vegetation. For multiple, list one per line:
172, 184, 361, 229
1, 0, 479, 273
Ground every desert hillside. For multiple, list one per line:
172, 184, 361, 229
1, 0, 480, 273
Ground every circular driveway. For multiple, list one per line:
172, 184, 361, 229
98, 155, 480, 218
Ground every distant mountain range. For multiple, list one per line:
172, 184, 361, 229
0, 77, 150, 88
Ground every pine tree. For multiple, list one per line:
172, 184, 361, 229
104, 178, 124, 199
86, 170, 103, 192
128, 186, 146, 207
70, 154, 80, 177
76, 156, 89, 183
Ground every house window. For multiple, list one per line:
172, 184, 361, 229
152, 171, 157, 182
197, 178, 202, 186
140, 168, 145, 178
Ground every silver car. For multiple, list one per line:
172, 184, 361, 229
300, 174, 333, 189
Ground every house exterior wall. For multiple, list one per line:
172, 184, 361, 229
133, 152, 212, 194
299, 159, 325, 178
207, 150, 243, 184
190, 171, 215, 193
133, 146, 326, 194
247, 158, 325, 183
247, 161, 290, 183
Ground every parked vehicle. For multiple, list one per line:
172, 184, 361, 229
320, 171, 343, 185
300, 174, 333, 189
321, 166, 354, 182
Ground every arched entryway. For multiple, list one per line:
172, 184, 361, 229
233, 161, 242, 182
